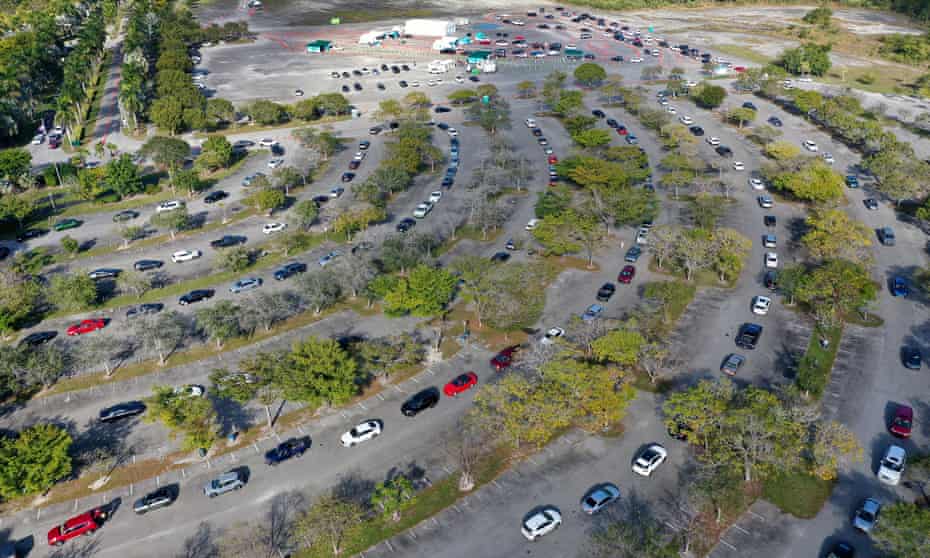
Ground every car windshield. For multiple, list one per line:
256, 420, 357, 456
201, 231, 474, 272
894, 417, 912, 428
858, 510, 875, 521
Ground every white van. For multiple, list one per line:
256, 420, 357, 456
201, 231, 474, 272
157, 200, 184, 213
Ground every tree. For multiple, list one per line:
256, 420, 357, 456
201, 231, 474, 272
299, 269, 342, 314
150, 96, 185, 135
383, 265, 456, 317
795, 259, 877, 328
196, 301, 242, 348
374, 98, 404, 121
585, 502, 679, 558
49, 273, 97, 311
641, 65, 663, 81
291, 199, 319, 230
592, 329, 645, 366
516, 80, 536, 98
295, 494, 364, 557
871, 502, 930, 557
781, 43, 832, 76
765, 140, 801, 161
802, 209, 872, 262
206, 98, 235, 125
770, 160, 844, 203
371, 475, 414, 522
135, 312, 188, 365
282, 337, 358, 406
145, 385, 218, 451
0, 423, 72, 498
802, 6, 833, 27
574, 62, 606, 87
572, 128, 611, 149
246, 100, 287, 125
811, 420, 863, 480
0, 272, 41, 334
728, 107, 757, 128
76, 335, 131, 377
117, 270, 153, 299
0, 148, 32, 181
691, 83, 726, 109
104, 154, 144, 198
150, 207, 192, 239
467, 97, 511, 136
140, 136, 190, 179
196, 135, 233, 172
216, 246, 253, 273
251, 187, 286, 216
554, 89, 584, 116
332, 206, 386, 240
60, 235, 80, 255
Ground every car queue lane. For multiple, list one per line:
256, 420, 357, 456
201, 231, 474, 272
12, 345, 496, 558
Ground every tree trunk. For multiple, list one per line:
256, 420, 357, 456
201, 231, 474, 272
265, 404, 274, 429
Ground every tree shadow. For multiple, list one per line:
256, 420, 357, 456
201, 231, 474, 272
174, 522, 220, 558
211, 395, 255, 438
69, 413, 139, 478
46, 538, 100, 558
331, 470, 376, 509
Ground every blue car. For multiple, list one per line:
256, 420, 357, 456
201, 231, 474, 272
846, 175, 859, 188
264, 437, 311, 466
626, 134, 638, 145
582, 304, 604, 321
891, 276, 908, 297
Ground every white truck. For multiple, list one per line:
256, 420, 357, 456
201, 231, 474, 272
428, 60, 455, 73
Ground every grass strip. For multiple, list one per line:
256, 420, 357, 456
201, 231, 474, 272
762, 470, 834, 518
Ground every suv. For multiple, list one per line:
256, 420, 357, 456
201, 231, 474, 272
274, 262, 307, 280
877, 445, 906, 485
401, 388, 441, 417
47, 508, 108, 546
99, 401, 146, 423
265, 437, 311, 465
210, 235, 246, 248
624, 245, 642, 262
736, 323, 763, 349
204, 470, 246, 497
877, 227, 895, 246
596, 283, 616, 301
134, 259, 163, 271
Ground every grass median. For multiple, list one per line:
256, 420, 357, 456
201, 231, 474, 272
763, 470, 834, 518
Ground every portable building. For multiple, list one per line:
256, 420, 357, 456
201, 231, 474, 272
306, 40, 332, 53
404, 19, 456, 37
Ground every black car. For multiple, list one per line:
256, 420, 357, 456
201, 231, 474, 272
532, 128, 543, 137
88, 268, 122, 280
341, 71, 350, 78
596, 282, 616, 301
396, 218, 417, 232
16, 228, 48, 242
735, 323, 763, 350
437, 122, 449, 130
689, 126, 704, 136
134, 259, 164, 271
19, 330, 57, 347
490, 252, 511, 263
715, 145, 733, 157
359, 140, 371, 150
401, 64, 410, 71
442, 177, 454, 188
204, 190, 228, 203
903, 346, 922, 369
398, 80, 408, 87
265, 437, 311, 465
274, 261, 307, 280
312, 195, 330, 206
179, 289, 215, 305
369, 126, 382, 135
764, 270, 778, 290
126, 303, 164, 318
377, 82, 385, 90
742, 101, 757, 111
271, 144, 284, 156
583, 53, 596, 60
610, 55, 624, 61
606, 118, 618, 128
592, 109, 605, 118
210, 235, 246, 248
352, 70, 362, 76
0, 245, 8, 260
469, 75, 480, 82
435, 106, 452, 113
767, 116, 782, 127
342, 172, 355, 182
401, 387, 440, 417
341, 85, 350, 93
354, 82, 362, 91
113, 210, 140, 222
391, 65, 400, 73
133, 485, 178, 514
764, 215, 776, 227
348, 160, 360, 170
99, 401, 146, 423
624, 245, 642, 263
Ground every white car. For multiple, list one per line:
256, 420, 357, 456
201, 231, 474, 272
427, 79, 437, 87
822, 152, 834, 164
752, 296, 772, 316
635, 227, 649, 244
679, 115, 693, 125
540, 327, 565, 345
803, 140, 818, 152
632, 444, 668, 476
267, 158, 284, 169
749, 177, 765, 190
455, 75, 464, 83
31, 134, 44, 145
412, 202, 433, 219
521, 507, 562, 541
353, 151, 366, 161
409, 80, 420, 87
758, 195, 774, 208
340, 420, 382, 447
171, 249, 202, 263
685, 80, 697, 87
762, 234, 776, 248
173, 384, 205, 397
525, 218, 541, 231
543, 146, 554, 155
630, 57, 643, 63
877, 445, 906, 486
706, 136, 721, 146
428, 191, 442, 204
581, 483, 620, 515
157, 200, 185, 213
732, 161, 745, 171
258, 138, 278, 148
665, 106, 677, 114
495, 39, 509, 46
262, 222, 286, 234
764, 252, 778, 268
447, 127, 458, 137
525, 118, 537, 128
658, 98, 669, 106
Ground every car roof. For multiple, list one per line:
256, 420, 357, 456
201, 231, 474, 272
217, 471, 239, 482
895, 405, 913, 418
524, 510, 554, 529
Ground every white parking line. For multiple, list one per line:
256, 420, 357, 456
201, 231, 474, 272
732, 524, 751, 535
718, 538, 737, 550
748, 510, 765, 521
357, 401, 368, 410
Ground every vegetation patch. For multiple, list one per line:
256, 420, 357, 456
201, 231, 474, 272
796, 326, 843, 400
762, 470, 834, 518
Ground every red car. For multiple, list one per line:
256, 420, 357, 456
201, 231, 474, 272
48, 507, 107, 546
618, 265, 636, 284
616, 126, 628, 135
66, 318, 107, 336
548, 155, 559, 164
444, 372, 478, 396
490, 345, 520, 371
889, 404, 913, 438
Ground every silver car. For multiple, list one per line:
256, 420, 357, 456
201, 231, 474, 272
203, 470, 245, 498
852, 498, 880, 532
581, 483, 620, 514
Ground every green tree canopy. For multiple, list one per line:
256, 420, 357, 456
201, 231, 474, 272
574, 62, 607, 86
0, 423, 72, 498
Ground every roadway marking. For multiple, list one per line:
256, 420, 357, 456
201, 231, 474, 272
253, 443, 261, 454
297, 425, 306, 434
527, 456, 540, 465
341, 411, 350, 418
384, 540, 394, 552
377, 393, 385, 400
718, 537, 737, 550
411, 376, 421, 383
748, 510, 765, 521
732, 524, 751, 535
426, 369, 436, 375
357, 401, 368, 410
408, 530, 417, 540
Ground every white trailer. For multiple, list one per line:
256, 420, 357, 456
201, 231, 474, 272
404, 18, 456, 37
